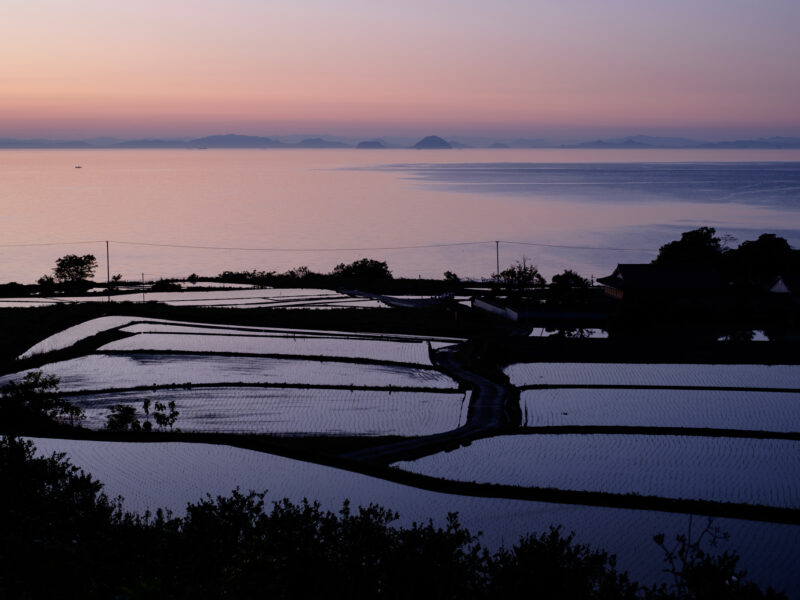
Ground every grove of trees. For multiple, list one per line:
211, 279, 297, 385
653, 228, 799, 285
332, 258, 393, 283
653, 227, 724, 266
217, 258, 394, 291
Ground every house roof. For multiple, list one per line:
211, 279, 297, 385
769, 273, 800, 295
597, 264, 726, 292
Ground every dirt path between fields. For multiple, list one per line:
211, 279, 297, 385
341, 345, 512, 464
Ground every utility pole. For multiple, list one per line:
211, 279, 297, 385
106, 241, 110, 302
142, 273, 145, 303
495, 240, 500, 277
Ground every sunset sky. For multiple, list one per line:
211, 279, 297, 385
2, 0, 799, 140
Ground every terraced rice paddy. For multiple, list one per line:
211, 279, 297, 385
505, 362, 800, 390
9, 314, 800, 595
0, 298, 61, 307
19, 317, 461, 360
118, 322, 461, 348
5, 316, 465, 436
100, 333, 435, 365
519, 388, 800, 431
19, 316, 175, 358
26, 437, 800, 597
7, 288, 382, 310
73, 387, 470, 436
1, 353, 458, 392
393, 433, 800, 508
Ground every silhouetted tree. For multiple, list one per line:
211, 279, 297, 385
650, 517, 783, 599
37, 274, 56, 295
0, 371, 83, 431
288, 265, 311, 279
106, 399, 179, 432
332, 258, 393, 287
724, 234, 799, 284
550, 269, 591, 306
106, 404, 143, 431
653, 227, 724, 266
496, 260, 545, 300
152, 400, 179, 431
53, 253, 97, 285
443, 271, 461, 292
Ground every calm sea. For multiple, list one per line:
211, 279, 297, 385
1, 148, 799, 283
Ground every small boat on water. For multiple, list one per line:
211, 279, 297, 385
75, 165, 82, 169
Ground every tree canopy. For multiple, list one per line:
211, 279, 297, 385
550, 270, 590, 289
550, 269, 592, 306
724, 233, 799, 284
0, 371, 83, 432
653, 227, 724, 266
332, 258, 393, 282
52, 253, 98, 284
653, 228, 798, 284
496, 261, 545, 300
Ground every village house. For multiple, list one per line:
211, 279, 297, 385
597, 264, 727, 302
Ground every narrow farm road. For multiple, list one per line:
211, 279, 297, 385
341, 345, 512, 465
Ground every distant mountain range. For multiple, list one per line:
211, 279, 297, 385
356, 140, 386, 149
0, 134, 346, 149
112, 134, 348, 149
2, 133, 800, 150
561, 135, 800, 149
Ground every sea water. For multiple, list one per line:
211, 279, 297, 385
1, 148, 799, 283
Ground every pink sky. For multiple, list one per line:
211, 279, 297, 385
2, 0, 799, 140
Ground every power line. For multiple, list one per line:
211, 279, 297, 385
113, 239, 657, 253
0, 240, 105, 248
109, 239, 496, 252
500, 240, 655, 252
0, 238, 658, 253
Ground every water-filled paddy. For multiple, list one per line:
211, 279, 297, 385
73, 387, 470, 436
2, 353, 458, 391
393, 433, 800, 508
519, 388, 800, 431
100, 332, 434, 365
505, 362, 800, 390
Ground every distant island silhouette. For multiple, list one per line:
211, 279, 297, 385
412, 135, 452, 149
559, 135, 800, 150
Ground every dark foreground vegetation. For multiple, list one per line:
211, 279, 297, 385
0, 436, 785, 600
